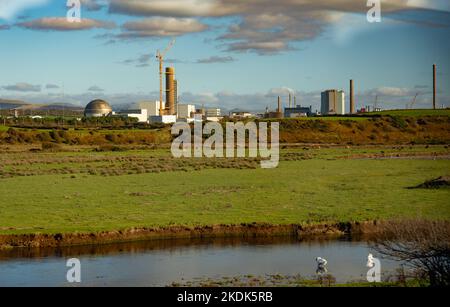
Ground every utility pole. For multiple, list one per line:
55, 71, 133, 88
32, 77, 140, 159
433, 64, 437, 109
350, 79, 355, 114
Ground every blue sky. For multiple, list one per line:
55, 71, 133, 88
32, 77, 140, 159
0, 0, 449, 112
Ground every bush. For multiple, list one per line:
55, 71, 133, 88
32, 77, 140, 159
372, 220, 450, 287
94, 145, 126, 152
390, 116, 408, 130
41, 142, 62, 151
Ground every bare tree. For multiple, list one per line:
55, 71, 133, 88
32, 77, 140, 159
371, 220, 450, 287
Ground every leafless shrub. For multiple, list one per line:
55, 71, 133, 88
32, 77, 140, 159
371, 220, 450, 287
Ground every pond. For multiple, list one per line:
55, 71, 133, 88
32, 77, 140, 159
0, 236, 401, 286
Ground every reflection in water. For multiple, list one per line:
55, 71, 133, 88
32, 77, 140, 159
0, 235, 400, 287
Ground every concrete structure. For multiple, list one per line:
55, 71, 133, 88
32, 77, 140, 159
321, 90, 345, 115
84, 99, 112, 117
206, 117, 221, 122
205, 108, 221, 117
149, 115, 177, 124
284, 106, 312, 118
132, 101, 164, 116
266, 96, 284, 118
230, 111, 253, 119
166, 67, 176, 115
115, 109, 148, 123
156, 39, 176, 116
177, 104, 196, 119
350, 80, 355, 114
433, 64, 437, 110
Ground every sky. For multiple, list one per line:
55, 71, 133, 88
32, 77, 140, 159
0, 0, 449, 112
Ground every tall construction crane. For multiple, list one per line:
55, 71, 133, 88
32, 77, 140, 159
409, 93, 419, 109
156, 38, 176, 115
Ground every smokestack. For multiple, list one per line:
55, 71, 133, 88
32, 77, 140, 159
278, 96, 282, 113
294, 96, 297, 107
289, 93, 292, 108
433, 64, 436, 110
350, 79, 355, 114
165, 67, 175, 115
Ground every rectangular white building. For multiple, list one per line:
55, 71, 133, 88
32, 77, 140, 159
149, 115, 177, 124
321, 90, 345, 115
205, 108, 221, 117
177, 104, 196, 119
132, 101, 164, 116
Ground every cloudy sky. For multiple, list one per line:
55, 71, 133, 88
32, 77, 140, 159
0, 0, 449, 112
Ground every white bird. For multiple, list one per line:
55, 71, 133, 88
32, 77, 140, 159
367, 253, 375, 268
316, 257, 328, 266
316, 257, 328, 274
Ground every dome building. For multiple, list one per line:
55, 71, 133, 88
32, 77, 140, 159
84, 99, 113, 117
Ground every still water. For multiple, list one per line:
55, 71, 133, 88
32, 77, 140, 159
0, 236, 401, 287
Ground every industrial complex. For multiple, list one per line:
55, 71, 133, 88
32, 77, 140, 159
82, 39, 442, 124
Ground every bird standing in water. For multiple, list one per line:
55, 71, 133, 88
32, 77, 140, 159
316, 257, 328, 274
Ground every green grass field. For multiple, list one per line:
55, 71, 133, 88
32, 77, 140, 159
369, 109, 450, 117
0, 147, 449, 235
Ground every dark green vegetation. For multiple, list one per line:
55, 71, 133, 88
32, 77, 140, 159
170, 274, 427, 287
1, 113, 449, 146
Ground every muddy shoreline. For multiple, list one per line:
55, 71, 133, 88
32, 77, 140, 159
0, 221, 383, 249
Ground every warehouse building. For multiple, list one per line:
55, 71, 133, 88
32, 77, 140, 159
284, 106, 312, 118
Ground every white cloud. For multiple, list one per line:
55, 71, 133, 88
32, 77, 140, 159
119, 17, 208, 38
2, 82, 41, 92
108, 0, 450, 54
109, 0, 232, 17
87, 85, 105, 92
406, 0, 450, 12
197, 56, 235, 64
0, 0, 49, 20
17, 17, 116, 31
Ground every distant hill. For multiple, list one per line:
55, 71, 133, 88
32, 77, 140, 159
31, 103, 84, 112
0, 99, 28, 110
0, 98, 83, 112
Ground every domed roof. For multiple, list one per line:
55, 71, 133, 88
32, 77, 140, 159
84, 99, 112, 117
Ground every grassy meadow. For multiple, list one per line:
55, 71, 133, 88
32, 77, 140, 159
369, 109, 450, 117
0, 146, 448, 235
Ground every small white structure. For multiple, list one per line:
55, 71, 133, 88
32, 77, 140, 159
177, 104, 196, 119
288, 112, 308, 118
115, 109, 148, 123
205, 116, 222, 122
230, 111, 253, 119
149, 115, 177, 124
